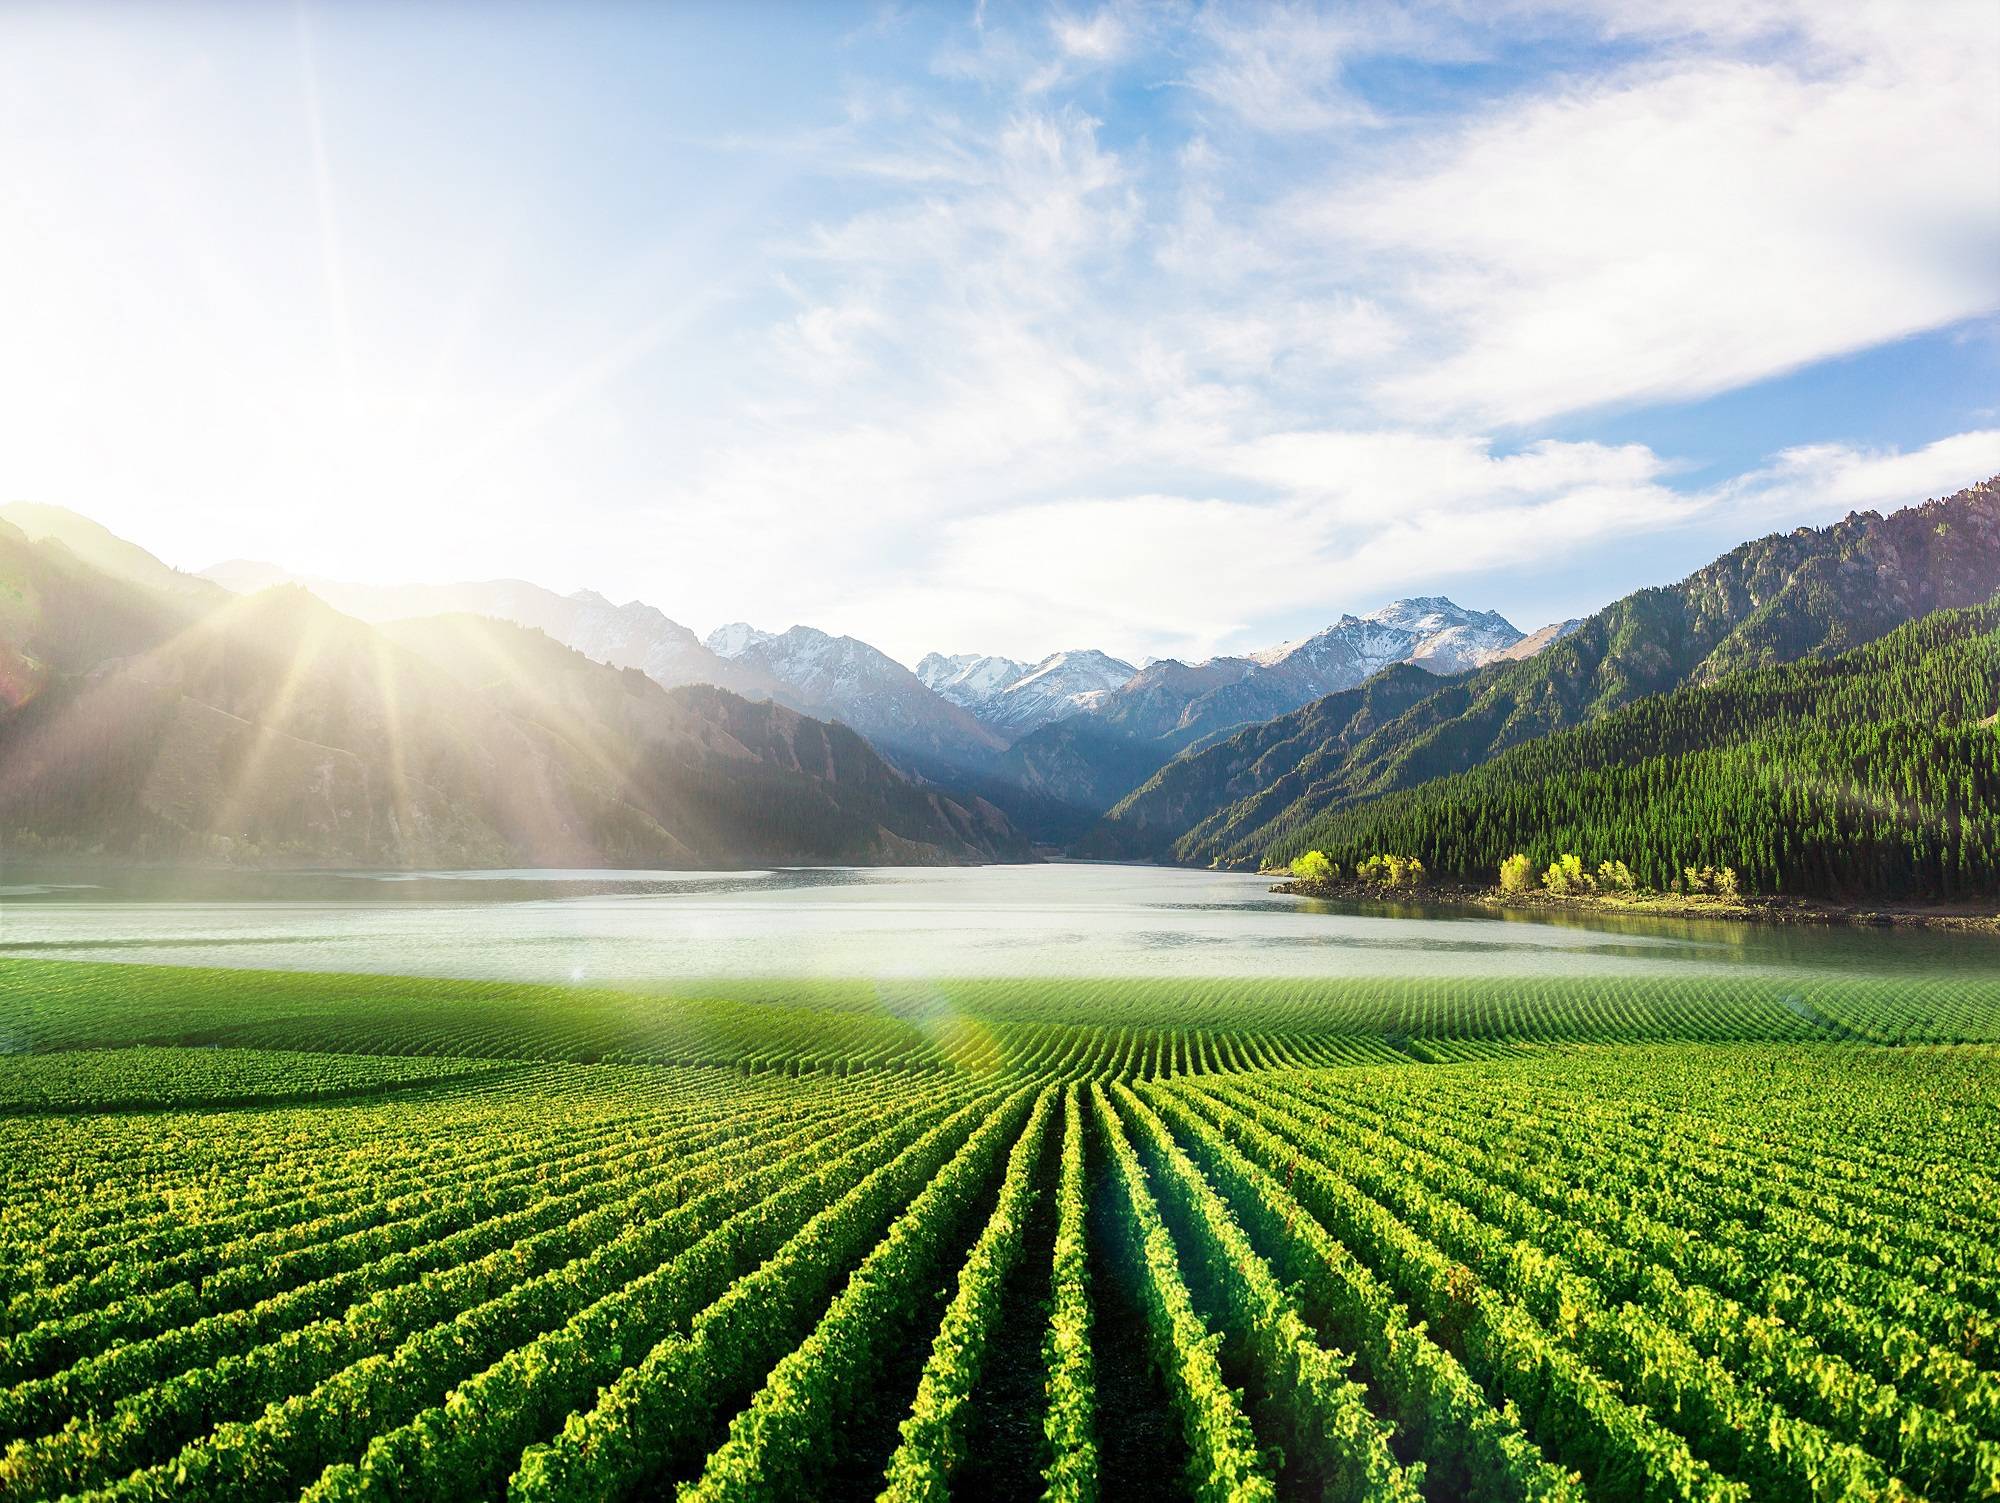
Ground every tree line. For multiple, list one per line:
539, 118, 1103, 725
1264, 599, 2000, 899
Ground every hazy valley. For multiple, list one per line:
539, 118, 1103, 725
5, 475, 1997, 902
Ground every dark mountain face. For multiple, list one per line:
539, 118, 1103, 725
988, 658, 1267, 842
1101, 477, 2000, 866
0, 532, 1026, 868
1076, 663, 1449, 862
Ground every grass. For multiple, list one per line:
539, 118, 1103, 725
1, 957, 1995, 1501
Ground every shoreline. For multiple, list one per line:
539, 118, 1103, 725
1269, 876, 2000, 932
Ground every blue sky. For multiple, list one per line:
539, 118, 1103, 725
3, 0, 1996, 665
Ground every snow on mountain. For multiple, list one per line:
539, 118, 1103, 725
1019, 597, 1527, 760
733, 626, 1007, 777
1254, 597, 1526, 684
917, 651, 1027, 704
915, 648, 1137, 740
915, 651, 975, 689
1361, 596, 1508, 637
706, 621, 776, 659
983, 650, 1138, 736
195, 565, 1559, 806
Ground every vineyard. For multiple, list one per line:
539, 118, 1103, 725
2, 957, 1996, 1500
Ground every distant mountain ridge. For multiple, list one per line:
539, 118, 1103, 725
201, 561, 785, 702
20, 477, 1982, 873
705, 622, 775, 659
917, 648, 1138, 740
4, 503, 227, 604
1162, 597, 1528, 748
1100, 476, 2000, 867
192, 555, 1553, 840
722, 625, 1009, 783
987, 596, 1536, 841
2, 521, 1027, 867
206, 574, 1003, 788
918, 651, 1026, 702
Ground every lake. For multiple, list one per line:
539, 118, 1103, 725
2, 862, 1992, 989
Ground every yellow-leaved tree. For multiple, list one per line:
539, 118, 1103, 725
1292, 850, 1336, 883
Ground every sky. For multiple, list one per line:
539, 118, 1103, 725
3, 0, 1998, 668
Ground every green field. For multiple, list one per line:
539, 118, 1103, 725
2, 958, 1996, 1501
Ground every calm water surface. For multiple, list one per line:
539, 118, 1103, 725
2, 863, 1992, 987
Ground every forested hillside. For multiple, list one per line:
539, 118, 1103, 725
1110, 478, 2000, 866
1073, 664, 1446, 861
1261, 599, 2000, 898
0, 525, 1026, 867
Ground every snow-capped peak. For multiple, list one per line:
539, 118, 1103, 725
727, 625, 1008, 768
706, 622, 775, 659
917, 647, 1138, 740
1239, 598, 1525, 691
918, 651, 1026, 702
916, 652, 978, 689
1361, 595, 1518, 639
1003, 649, 1136, 698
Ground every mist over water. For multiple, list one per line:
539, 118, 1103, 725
1, 864, 1989, 988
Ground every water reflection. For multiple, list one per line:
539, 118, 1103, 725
0, 860, 1990, 986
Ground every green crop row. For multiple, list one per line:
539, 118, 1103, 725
8, 960, 2000, 1086
0, 1001, 1992, 1501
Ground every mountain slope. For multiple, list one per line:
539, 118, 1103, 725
1168, 599, 1524, 750
916, 651, 1025, 703
920, 648, 1137, 740
728, 625, 1008, 782
705, 622, 775, 659
987, 650, 1137, 735
994, 597, 1529, 841
387, 615, 1027, 865
201, 569, 1007, 793
1160, 477, 2000, 866
1263, 597, 2000, 898
1489, 618, 1583, 662
1075, 663, 1451, 861
4, 503, 225, 604
200, 561, 783, 701
2, 531, 1025, 867
0, 517, 203, 715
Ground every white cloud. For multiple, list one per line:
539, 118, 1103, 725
896, 427, 1999, 665
919, 432, 1699, 661
1183, 3, 1462, 132
1285, 10, 2000, 424
1713, 429, 2000, 524
1051, 8, 1129, 64
639, 0, 2000, 660
5, 1, 1997, 669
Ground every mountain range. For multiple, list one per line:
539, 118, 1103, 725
5, 474, 1995, 883
917, 648, 1138, 740
202, 561, 785, 703
982, 598, 1553, 840
1261, 597, 2000, 898
708, 624, 1007, 783
194, 558, 1554, 844
0, 514, 1025, 867
1085, 476, 2000, 866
